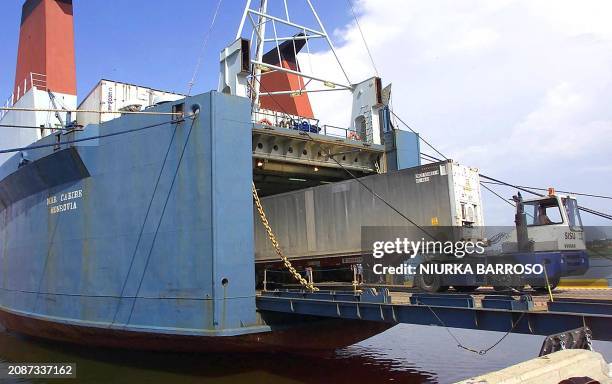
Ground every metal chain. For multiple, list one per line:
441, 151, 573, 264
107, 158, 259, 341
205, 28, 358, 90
252, 182, 319, 292
427, 306, 525, 355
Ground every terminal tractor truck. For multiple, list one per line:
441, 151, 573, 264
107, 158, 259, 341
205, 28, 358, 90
254, 160, 590, 293
413, 188, 589, 292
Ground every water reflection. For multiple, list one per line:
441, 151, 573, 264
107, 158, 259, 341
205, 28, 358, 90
0, 327, 434, 384
1, 324, 611, 384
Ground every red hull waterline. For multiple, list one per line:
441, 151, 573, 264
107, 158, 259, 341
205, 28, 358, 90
0, 307, 392, 352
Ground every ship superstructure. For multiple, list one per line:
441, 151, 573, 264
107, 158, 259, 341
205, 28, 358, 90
221, 0, 423, 196
0, 0, 77, 165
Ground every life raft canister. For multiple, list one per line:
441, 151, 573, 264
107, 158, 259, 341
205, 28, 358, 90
347, 131, 361, 141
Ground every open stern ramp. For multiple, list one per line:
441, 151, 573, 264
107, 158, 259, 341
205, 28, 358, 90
257, 290, 612, 342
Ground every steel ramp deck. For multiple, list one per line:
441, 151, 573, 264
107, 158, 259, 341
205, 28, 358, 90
256, 289, 612, 341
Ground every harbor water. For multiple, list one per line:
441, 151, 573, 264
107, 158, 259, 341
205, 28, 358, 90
1, 323, 611, 384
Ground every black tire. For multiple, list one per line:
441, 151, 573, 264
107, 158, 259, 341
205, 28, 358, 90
415, 268, 449, 293
532, 278, 560, 292
454, 285, 479, 292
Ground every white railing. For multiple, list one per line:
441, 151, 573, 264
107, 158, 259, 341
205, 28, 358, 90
0, 95, 13, 120
321, 124, 364, 142
30, 72, 47, 91
0, 72, 47, 120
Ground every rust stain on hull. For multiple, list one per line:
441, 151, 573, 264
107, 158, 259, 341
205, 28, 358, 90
0, 308, 392, 352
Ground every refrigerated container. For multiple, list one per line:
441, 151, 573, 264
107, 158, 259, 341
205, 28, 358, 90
77, 79, 184, 127
254, 160, 485, 262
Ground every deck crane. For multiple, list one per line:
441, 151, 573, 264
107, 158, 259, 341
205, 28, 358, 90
47, 89, 72, 129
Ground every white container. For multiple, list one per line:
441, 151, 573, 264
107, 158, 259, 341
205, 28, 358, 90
255, 160, 485, 262
77, 79, 184, 127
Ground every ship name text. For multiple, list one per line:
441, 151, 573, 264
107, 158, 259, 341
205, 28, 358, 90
47, 189, 83, 215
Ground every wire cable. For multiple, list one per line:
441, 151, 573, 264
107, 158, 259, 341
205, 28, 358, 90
481, 181, 612, 201
326, 152, 438, 240
251, 75, 438, 241
0, 124, 73, 131
390, 110, 448, 161
0, 120, 177, 155
0, 106, 181, 116
426, 304, 526, 355
480, 182, 515, 208
420, 153, 443, 162
479, 174, 544, 197
578, 206, 612, 221
479, 175, 612, 221
392, 109, 611, 220
346, 0, 379, 76
187, 0, 224, 96
253, 80, 534, 355
126, 117, 198, 326
391, 110, 611, 216
109, 119, 182, 327
420, 156, 438, 164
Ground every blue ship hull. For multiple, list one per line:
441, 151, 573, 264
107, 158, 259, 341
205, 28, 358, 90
0, 91, 391, 350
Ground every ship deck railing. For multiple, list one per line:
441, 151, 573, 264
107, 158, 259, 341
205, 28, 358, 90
1, 72, 47, 120
252, 108, 365, 143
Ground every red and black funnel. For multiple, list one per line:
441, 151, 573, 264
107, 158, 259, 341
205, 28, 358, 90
259, 33, 314, 119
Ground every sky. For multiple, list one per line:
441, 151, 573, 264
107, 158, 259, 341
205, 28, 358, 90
0, 0, 610, 225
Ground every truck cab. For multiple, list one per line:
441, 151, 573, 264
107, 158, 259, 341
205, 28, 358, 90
503, 190, 589, 290
519, 193, 586, 252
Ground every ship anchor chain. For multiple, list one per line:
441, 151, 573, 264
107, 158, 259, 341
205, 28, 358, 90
252, 182, 319, 292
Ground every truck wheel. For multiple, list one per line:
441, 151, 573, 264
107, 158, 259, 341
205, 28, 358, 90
454, 285, 479, 292
532, 278, 560, 292
415, 269, 449, 293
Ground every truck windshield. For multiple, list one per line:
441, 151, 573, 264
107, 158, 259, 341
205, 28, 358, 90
524, 198, 563, 226
563, 197, 583, 231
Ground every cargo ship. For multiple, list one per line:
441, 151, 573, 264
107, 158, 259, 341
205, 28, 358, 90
0, 0, 412, 351
0, 0, 596, 352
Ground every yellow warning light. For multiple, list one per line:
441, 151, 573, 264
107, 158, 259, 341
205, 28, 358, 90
548, 187, 556, 196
